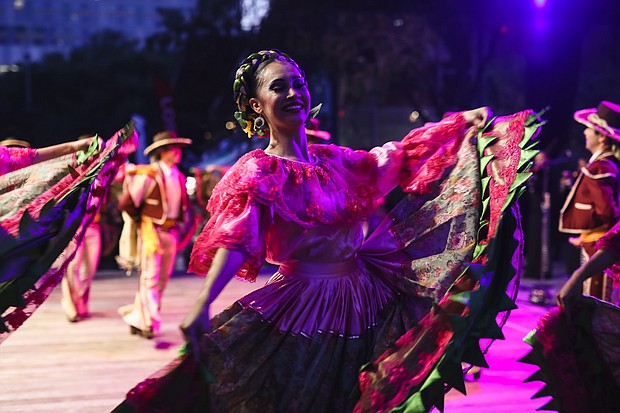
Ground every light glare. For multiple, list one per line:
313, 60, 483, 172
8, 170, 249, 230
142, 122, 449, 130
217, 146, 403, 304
534, 0, 547, 9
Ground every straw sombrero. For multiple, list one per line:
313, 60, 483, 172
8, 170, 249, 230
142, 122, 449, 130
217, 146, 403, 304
305, 118, 331, 141
574, 101, 620, 142
0, 137, 30, 148
143, 131, 192, 156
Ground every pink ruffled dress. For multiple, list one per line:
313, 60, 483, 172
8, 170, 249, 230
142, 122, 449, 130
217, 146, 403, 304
117, 111, 542, 413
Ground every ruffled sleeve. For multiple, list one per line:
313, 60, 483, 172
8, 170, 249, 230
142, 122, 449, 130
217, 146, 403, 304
331, 112, 469, 199
0, 147, 37, 176
188, 190, 269, 282
399, 112, 469, 195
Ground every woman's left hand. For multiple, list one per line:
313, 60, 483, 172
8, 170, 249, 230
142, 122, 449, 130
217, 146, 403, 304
180, 302, 211, 362
463, 107, 492, 129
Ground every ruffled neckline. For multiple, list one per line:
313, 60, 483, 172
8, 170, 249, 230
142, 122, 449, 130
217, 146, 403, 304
261, 149, 318, 166
207, 146, 382, 228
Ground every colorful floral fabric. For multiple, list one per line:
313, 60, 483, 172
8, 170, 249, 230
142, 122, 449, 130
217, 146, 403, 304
0, 126, 137, 343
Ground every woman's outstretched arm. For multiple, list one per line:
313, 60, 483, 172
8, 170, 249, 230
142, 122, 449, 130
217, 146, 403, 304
32, 137, 96, 164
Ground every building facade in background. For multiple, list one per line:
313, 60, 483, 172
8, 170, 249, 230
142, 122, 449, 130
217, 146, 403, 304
0, 0, 196, 67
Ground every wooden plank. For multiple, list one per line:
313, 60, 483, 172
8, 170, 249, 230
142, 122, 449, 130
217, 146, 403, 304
0, 271, 556, 412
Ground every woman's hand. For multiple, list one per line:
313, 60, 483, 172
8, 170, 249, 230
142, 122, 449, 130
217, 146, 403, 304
180, 297, 210, 362
179, 248, 244, 361
75, 135, 103, 152
463, 107, 492, 129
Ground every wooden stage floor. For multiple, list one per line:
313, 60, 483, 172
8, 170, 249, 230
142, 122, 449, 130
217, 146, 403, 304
0, 269, 558, 412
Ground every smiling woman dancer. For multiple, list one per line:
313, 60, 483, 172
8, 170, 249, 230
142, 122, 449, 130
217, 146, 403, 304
115, 49, 544, 413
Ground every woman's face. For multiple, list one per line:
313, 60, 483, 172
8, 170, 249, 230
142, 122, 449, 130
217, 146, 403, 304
249, 60, 310, 134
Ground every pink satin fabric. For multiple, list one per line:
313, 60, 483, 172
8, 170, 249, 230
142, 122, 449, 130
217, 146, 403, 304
0, 146, 37, 176
239, 256, 394, 337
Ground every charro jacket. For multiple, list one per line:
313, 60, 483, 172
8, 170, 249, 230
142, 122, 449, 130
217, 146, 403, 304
119, 162, 190, 224
559, 150, 620, 234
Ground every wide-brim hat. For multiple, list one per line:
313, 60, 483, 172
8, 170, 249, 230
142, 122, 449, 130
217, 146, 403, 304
305, 118, 331, 141
0, 137, 30, 148
574, 101, 620, 142
144, 131, 192, 156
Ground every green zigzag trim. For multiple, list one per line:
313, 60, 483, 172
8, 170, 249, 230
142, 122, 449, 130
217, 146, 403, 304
477, 135, 498, 156
479, 154, 494, 174
392, 112, 544, 412
518, 149, 538, 170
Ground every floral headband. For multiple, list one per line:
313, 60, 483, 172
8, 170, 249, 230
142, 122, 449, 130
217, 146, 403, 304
233, 50, 324, 139
233, 50, 305, 138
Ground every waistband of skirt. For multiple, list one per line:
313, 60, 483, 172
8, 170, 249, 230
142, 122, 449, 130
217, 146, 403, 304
278, 258, 359, 279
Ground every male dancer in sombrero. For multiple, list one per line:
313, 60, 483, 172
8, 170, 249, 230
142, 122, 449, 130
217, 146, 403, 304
117, 131, 195, 339
558, 101, 620, 303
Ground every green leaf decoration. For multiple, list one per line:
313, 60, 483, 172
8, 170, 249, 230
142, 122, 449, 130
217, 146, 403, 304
67, 164, 79, 178
480, 197, 490, 220
480, 321, 505, 340
496, 293, 518, 312
467, 264, 487, 281
521, 138, 540, 151
524, 369, 547, 384
448, 314, 468, 337
473, 243, 487, 261
520, 128, 539, 147
518, 149, 538, 171
392, 392, 425, 413
478, 116, 497, 134
417, 365, 446, 412
76, 134, 101, 165
520, 149, 539, 162
480, 176, 491, 196
479, 154, 494, 174
0, 226, 18, 256
532, 385, 554, 399
309, 103, 322, 119
518, 161, 533, 175
420, 366, 443, 392
39, 198, 55, 216
440, 359, 467, 394
447, 291, 471, 305
477, 135, 498, 156
500, 189, 518, 213
509, 172, 533, 193
536, 398, 562, 412
18, 209, 37, 240
517, 349, 539, 366
461, 342, 489, 368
